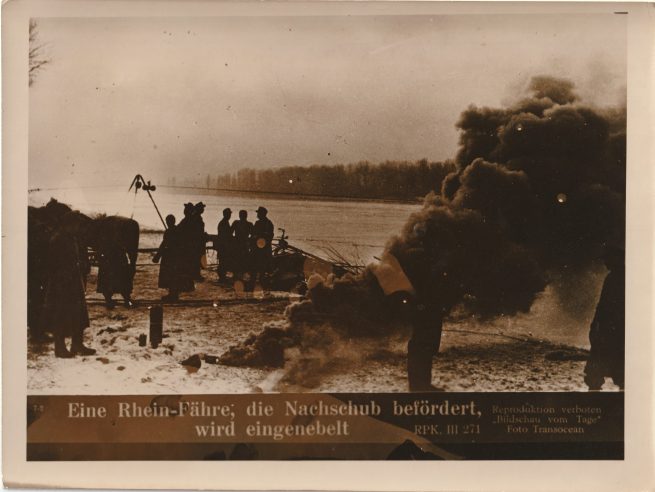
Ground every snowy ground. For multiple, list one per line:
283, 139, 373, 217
27, 255, 620, 394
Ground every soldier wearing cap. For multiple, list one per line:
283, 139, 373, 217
216, 208, 234, 281
250, 206, 274, 288
231, 210, 253, 279
176, 202, 197, 285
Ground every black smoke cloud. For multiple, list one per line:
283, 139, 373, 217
528, 75, 577, 105
220, 76, 625, 385
447, 75, 625, 270
386, 192, 545, 318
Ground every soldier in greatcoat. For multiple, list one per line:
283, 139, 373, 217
96, 241, 132, 308
191, 202, 208, 282
372, 252, 445, 391
42, 212, 96, 358
584, 246, 625, 390
216, 208, 234, 281
176, 203, 199, 288
250, 206, 274, 288
231, 209, 253, 280
153, 214, 194, 301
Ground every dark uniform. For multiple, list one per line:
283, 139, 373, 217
28, 210, 52, 341
176, 203, 199, 287
373, 252, 445, 391
216, 213, 233, 280
407, 300, 444, 391
251, 207, 274, 286
584, 255, 625, 390
96, 242, 132, 307
232, 216, 253, 277
41, 231, 93, 357
192, 203, 207, 281
154, 223, 194, 297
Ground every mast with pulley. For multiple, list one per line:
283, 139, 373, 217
129, 174, 167, 229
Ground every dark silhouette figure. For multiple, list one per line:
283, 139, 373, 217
231, 210, 253, 279
176, 203, 199, 290
192, 202, 208, 282
153, 214, 194, 301
28, 199, 138, 340
96, 241, 132, 308
87, 216, 139, 308
216, 208, 234, 281
250, 206, 274, 289
28, 206, 54, 342
383, 291, 443, 392
407, 299, 444, 392
41, 212, 95, 358
584, 247, 625, 390
373, 253, 445, 391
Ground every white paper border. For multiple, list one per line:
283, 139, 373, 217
3, 1, 653, 490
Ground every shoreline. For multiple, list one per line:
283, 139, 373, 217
158, 185, 425, 206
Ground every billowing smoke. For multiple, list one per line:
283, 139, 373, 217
446, 75, 625, 302
220, 76, 625, 388
220, 273, 409, 387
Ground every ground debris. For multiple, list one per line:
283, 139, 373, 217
544, 348, 589, 361
180, 354, 202, 372
97, 327, 118, 336
181, 354, 201, 367
219, 325, 298, 368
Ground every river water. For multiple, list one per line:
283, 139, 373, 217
29, 187, 422, 264
29, 186, 602, 347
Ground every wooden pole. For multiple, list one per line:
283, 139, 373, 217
149, 305, 163, 348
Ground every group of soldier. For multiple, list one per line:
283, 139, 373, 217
214, 206, 274, 286
153, 203, 274, 300
30, 200, 624, 393
152, 201, 207, 301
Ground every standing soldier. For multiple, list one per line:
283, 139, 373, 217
192, 202, 208, 282
372, 252, 443, 391
584, 246, 625, 390
405, 299, 444, 391
28, 207, 54, 343
250, 206, 274, 289
216, 208, 234, 281
42, 212, 96, 358
153, 214, 194, 301
96, 241, 132, 308
231, 209, 253, 280
176, 203, 199, 290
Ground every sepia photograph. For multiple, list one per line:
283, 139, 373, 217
25, 10, 628, 397
3, 0, 654, 483
3, 0, 655, 485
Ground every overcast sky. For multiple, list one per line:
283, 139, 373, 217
29, 14, 626, 189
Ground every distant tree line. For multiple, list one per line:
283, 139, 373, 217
177, 159, 456, 201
